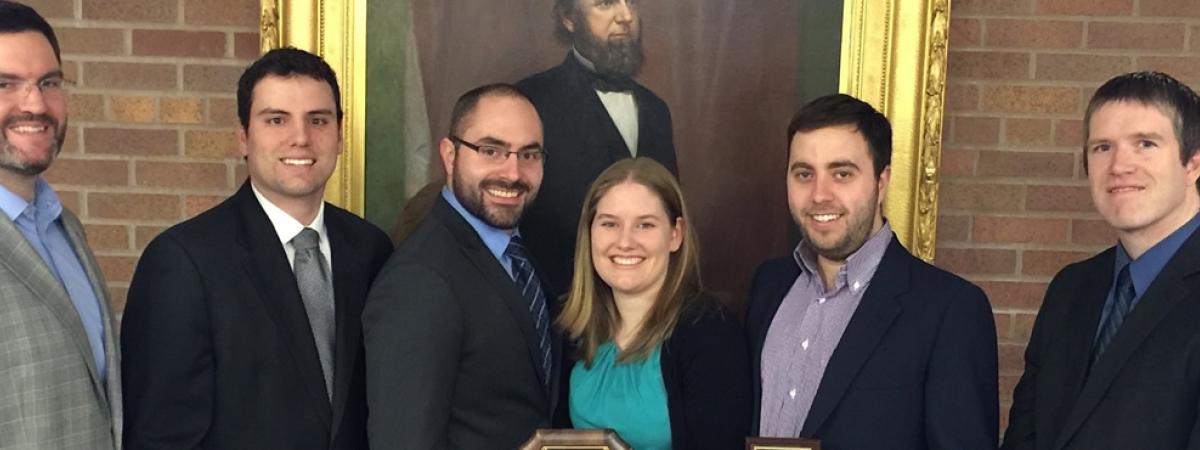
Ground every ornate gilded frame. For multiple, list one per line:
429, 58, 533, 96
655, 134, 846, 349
260, 0, 951, 261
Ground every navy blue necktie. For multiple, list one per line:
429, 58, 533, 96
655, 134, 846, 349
505, 236, 552, 389
1092, 264, 1134, 367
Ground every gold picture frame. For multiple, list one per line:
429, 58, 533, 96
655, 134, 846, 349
519, 429, 632, 450
746, 437, 822, 450
260, 0, 952, 261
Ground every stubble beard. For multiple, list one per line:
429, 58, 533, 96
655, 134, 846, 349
797, 191, 880, 262
0, 113, 65, 177
451, 158, 538, 230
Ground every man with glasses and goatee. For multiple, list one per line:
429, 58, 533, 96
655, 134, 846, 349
364, 83, 560, 449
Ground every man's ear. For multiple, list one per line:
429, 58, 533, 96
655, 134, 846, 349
1185, 148, 1200, 185
439, 137, 457, 184
561, 12, 577, 33
236, 127, 249, 159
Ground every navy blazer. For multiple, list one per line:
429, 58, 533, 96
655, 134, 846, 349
1002, 225, 1200, 449
746, 237, 998, 449
517, 54, 678, 297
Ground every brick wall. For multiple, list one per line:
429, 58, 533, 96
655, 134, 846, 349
19, 0, 258, 312
940, 0, 1200, 426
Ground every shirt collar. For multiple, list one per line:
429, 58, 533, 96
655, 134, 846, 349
441, 186, 514, 262
793, 221, 894, 292
0, 178, 63, 224
250, 183, 327, 246
1115, 212, 1200, 297
572, 47, 599, 73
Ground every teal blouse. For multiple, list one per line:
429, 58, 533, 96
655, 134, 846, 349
570, 341, 672, 450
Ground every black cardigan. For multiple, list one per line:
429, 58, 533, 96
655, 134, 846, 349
557, 295, 754, 449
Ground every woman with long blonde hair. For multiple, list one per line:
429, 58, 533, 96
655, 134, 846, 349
557, 158, 752, 449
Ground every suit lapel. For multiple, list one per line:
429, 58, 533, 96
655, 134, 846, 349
0, 210, 107, 396
434, 199, 550, 402
800, 239, 908, 435
232, 183, 333, 427
60, 210, 123, 430
326, 210, 366, 442
565, 55, 633, 161
1053, 233, 1200, 449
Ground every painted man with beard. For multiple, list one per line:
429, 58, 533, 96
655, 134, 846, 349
364, 84, 562, 449
0, 2, 122, 448
517, 0, 677, 297
745, 94, 998, 449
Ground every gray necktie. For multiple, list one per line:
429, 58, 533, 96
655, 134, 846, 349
292, 227, 335, 401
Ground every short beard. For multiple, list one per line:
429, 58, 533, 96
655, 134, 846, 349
795, 191, 880, 262
573, 22, 643, 80
0, 113, 64, 176
451, 157, 536, 230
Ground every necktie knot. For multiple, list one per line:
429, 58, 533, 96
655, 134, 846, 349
505, 235, 529, 259
293, 228, 320, 251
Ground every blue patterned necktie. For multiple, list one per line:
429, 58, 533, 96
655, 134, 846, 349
505, 236, 552, 390
1092, 264, 1134, 367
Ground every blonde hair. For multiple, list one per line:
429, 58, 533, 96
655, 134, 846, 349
556, 158, 702, 365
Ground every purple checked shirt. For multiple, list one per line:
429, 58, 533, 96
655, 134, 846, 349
758, 223, 894, 437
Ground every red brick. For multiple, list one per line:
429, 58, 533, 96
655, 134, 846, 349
1137, 56, 1200, 86
935, 248, 1018, 275
184, 0, 258, 27
183, 64, 243, 93
83, 224, 129, 251
96, 255, 137, 283
994, 313, 1012, 341
1000, 375, 1022, 406
185, 130, 238, 159
234, 32, 260, 60
109, 286, 127, 314
42, 158, 129, 186
952, 116, 1001, 144
955, 0, 1033, 14
135, 226, 167, 250
1012, 313, 1038, 342
83, 62, 176, 90
1036, 0, 1132, 15
941, 148, 977, 176
1088, 22, 1186, 50
57, 190, 81, 215
946, 83, 979, 112
986, 19, 1083, 49
948, 51, 1030, 80
89, 193, 180, 220
21, 0, 75, 18
973, 216, 1069, 244
62, 126, 81, 155
185, 195, 226, 217
136, 161, 229, 190
133, 30, 226, 58
161, 97, 205, 124
999, 343, 1028, 374
1026, 184, 1093, 212
1035, 54, 1132, 82
1022, 250, 1091, 276
1192, 25, 1200, 52
69, 93, 105, 122
977, 151, 1076, 178
207, 97, 240, 127
1005, 118, 1052, 147
83, 0, 177, 23
940, 182, 1024, 213
1072, 219, 1117, 245
85, 128, 178, 156
109, 96, 156, 123
982, 86, 1079, 114
950, 18, 981, 47
1141, 0, 1200, 17
937, 214, 971, 244
1055, 120, 1083, 148
979, 280, 1048, 310
57, 27, 126, 56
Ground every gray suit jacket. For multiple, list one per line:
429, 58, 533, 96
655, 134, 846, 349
0, 207, 122, 449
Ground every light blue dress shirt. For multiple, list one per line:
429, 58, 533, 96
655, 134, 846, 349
0, 178, 107, 381
441, 186, 518, 276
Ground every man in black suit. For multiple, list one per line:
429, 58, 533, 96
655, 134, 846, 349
364, 84, 558, 449
1002, 72, 1200, 449
120, 48, 392, 449
517, 0, 677, 296
747, 94, 998, 449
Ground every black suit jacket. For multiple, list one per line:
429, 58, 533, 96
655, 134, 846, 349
517, 54, 678, 296
747, 238, 999, 449
1002, 225, 1200, 450
121, 181, 393, 449
363, 196, 562, 449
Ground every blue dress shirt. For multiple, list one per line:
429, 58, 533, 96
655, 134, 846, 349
441, 187, 518, 276
0, 178, 107, 381
1095, 212, 1200, 342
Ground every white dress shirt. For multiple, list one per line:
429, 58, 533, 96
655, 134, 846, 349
251, 184, 333, 272
574, 48, 640, 156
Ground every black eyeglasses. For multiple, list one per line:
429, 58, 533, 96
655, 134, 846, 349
449, 136, 548, 165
